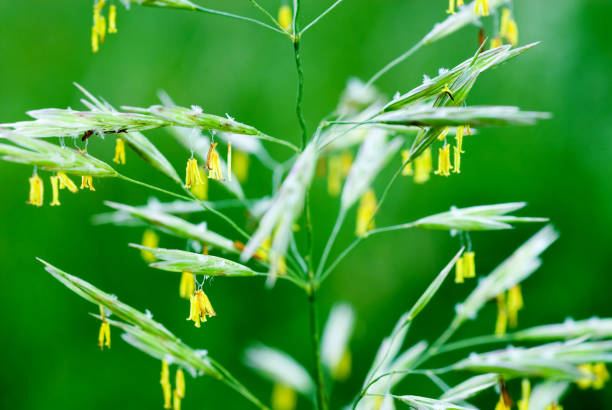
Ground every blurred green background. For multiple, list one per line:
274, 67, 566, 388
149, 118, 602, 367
1, 0, 611, 408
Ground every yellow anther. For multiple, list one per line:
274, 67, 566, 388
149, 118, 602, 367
50, 176, 61, 206
27, 172, 44, 207
80, 175, 95, 191
58, 172, 79, 193
113, 137, 126, 164
141, 229, 159, 263
435, 144, 451, 177
355, 189, 376, 237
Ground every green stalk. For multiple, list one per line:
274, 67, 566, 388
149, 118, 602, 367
194, 4, 284, 34
365, 41, 424, 87
315, 208, 346, 280
210, 358, 270, 410
307, 270, 329, 410
291, 1, 308, 149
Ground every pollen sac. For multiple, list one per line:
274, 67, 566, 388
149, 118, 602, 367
58, 172, 79, 193
206, 142, 224, 181
355, 189, 376, 237
435, 144, 451, 177
50, 176, 61, 206
113, 137, 126, 164
179, 272, 195, 299
160, 360, 172, 409
277, 5, 293, 32
27, 173, 44, 207
80, 175, 95, 191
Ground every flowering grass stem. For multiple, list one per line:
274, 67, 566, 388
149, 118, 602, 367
308, 269, 329, 410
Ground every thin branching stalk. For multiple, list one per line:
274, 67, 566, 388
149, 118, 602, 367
315, 208, 346, 280
246, 0, 287, 32
119, 175, 191, 201
300, 0, 346, 35
365, 41, 424, 87
291, 1, 308, 149
210, 357, 271, 410
194, 4, 285, 34
318, 156, 414, 284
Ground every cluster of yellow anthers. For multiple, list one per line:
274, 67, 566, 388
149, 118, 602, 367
495, 285, 524, 335
356, 189, 377, 237
454, 251, 475, 283
27, 170, 94, 207
97, 305, 111, 350
326, 152, 353, 197
436, 124, 469, 177
402, 126, 469, 184
91, 0, 118, 53
160, 360, 186, 410
491, 8, 519, 49
277, 3, 293, 32
446, 0, 489, 16
577, 363, 611, 390
184, 141, 248, 200
186, 288, 216, 328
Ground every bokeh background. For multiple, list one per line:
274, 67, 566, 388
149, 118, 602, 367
1, 0, 611, 408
